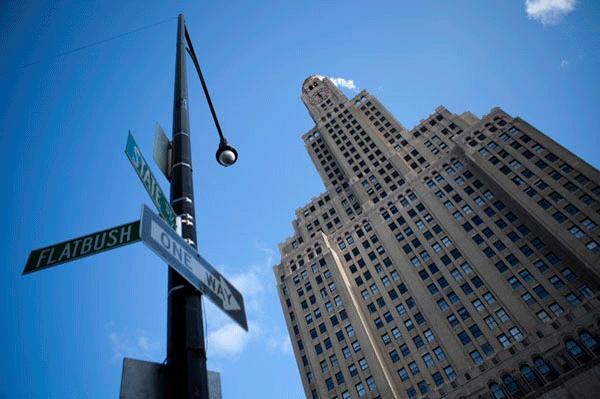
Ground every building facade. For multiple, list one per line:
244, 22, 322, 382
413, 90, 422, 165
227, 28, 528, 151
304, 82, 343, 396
274, 76, 600, 399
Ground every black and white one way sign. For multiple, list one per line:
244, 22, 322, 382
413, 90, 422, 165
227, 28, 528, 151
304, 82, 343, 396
140, 204, 248, 331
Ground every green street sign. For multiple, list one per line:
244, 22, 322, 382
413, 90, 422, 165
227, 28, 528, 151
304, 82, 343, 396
23, 221, 141, 275
125, 131, 176, 229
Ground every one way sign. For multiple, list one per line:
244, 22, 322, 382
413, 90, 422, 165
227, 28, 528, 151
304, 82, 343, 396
139, 204, 247, 331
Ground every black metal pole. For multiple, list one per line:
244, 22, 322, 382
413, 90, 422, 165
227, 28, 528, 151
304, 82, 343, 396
168, 14, 209, 399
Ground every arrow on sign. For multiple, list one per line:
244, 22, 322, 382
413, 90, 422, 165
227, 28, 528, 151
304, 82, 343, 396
139, 204, 247, 330
206, 274, 240, 311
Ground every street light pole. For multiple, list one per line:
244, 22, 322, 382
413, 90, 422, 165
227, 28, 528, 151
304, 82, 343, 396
168, 14, 209, 399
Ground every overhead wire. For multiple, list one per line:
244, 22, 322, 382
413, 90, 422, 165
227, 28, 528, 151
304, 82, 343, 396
21, 16, 177, 68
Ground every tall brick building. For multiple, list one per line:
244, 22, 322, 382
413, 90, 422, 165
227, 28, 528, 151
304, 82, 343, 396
274, 76, 600, 399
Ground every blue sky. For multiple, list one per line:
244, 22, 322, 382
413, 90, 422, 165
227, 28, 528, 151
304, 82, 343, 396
1, 0, 599, 397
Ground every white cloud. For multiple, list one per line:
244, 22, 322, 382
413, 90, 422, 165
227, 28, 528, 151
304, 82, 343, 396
560, 58, 570, 69
525, 0, 576, 25
207, 321, 262, 358
267, 334, 292, 355
229, 269, 265, 313
315, 75, 359, 92
329, 77, 358, 91
107, 326, 161, 362
204, 247, 280, 359
223, 247, 275, 314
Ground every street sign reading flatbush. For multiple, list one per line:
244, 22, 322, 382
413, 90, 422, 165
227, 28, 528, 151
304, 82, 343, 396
125, 132, 176, 229
139, 204, 248, 331
23, 221, 140, 275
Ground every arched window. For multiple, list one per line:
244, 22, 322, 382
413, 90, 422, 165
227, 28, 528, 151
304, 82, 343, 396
489, 383, 506, 399
566, 339, 584, 358
554, 354, 575, 372
502, 374, 521, 396
533, 357, 557, 380
580, 331, 599, 352
520, 364, 541, 386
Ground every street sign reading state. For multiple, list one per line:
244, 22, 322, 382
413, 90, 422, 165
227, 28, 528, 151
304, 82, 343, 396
125, 131, 176, 229
139, 204, 247, 331
23, 221, 140, 275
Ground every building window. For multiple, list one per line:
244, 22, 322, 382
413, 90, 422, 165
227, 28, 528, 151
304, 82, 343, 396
356, 382, 366, 397
444, 365, 456, 380
565, 292, 581, 305
414, 336, 424, 348
325, 378, 334, 391
536, 310, 551, 322
399, 343, 410, 357
422, 353, 434, 368
549, 302, 564, 316
329, 355, 340, 368
569, 225, 585, 238
534, 357, 555, 380
579, 284, 594, 298
345, 324, 355, 337
483, 292, 496, 304
549, 274, 564, 288
359, 357, 368, 370
398, 368, 409, 381
510, 327, 524, 341
497, 334, 511, 348
489, 383, 506, 399
366, 376, 376, 391
496, 308, 510, 322
335, 371, 344, 385
409, 361, 420, 375
533, 284, 549, 299
424, 329, 435, 342
472, 299, 485, 312
470, 350, 483, 364
575, 333, 597, 355
436, 299, 450, 312
586, 240, 600, 253
582, 218, 597, 230
458, 331, 471, 345
432, 346, 445, 360
342, 347, 351, 359
502, 374, 521, 396
348, 363, 358, 377
485, 316, 498, 330
565, 339, 585, 360
469, 324, 483, 337
432, 371, 444, 386
520, 364, 540, 384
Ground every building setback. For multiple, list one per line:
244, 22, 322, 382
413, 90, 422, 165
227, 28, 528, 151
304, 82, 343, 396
274, 76, 600, 399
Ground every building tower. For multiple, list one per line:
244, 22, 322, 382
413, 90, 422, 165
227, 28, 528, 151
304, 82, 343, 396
274, 76, 600, 399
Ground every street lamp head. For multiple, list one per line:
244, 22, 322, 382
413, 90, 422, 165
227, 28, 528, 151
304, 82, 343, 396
216, 140, 238, 167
